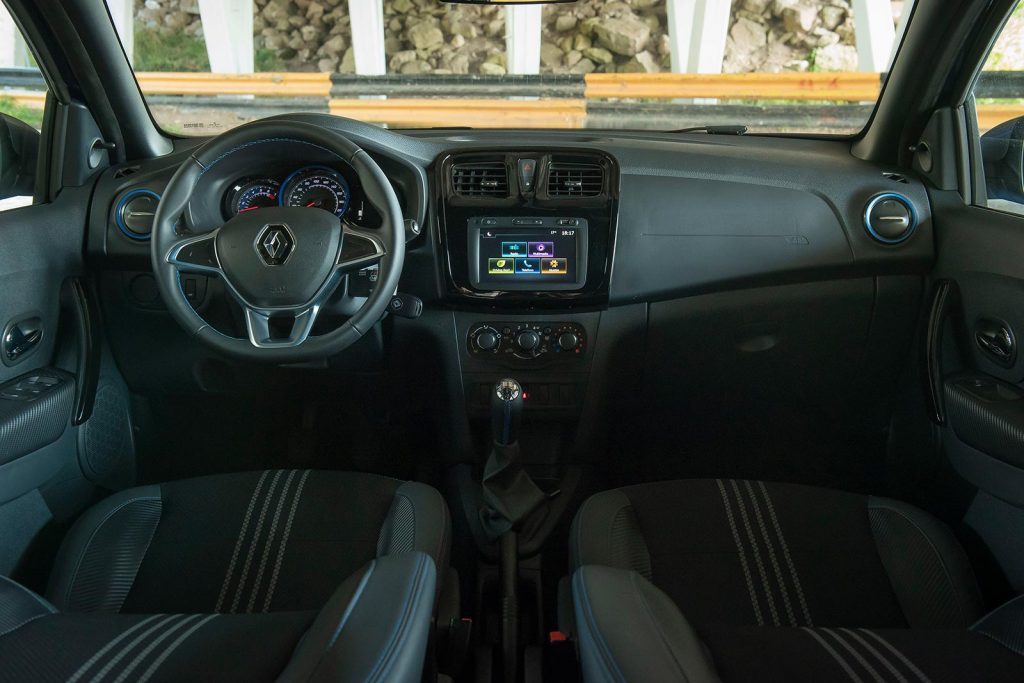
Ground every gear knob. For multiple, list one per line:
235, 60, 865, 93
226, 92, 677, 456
492, 378, 523, 446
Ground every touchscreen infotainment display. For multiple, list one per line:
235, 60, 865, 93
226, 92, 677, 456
468, 217, 588, 291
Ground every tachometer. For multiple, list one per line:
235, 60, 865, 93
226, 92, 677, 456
226, 178, 280, 217
280, 166, 350, 217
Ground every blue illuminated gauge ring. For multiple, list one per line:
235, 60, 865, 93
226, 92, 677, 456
863, 192, 918, 245
115, 189, 161, 241
278, 165, 351, 218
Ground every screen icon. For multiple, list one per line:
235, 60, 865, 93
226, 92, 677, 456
541, 258, 568, 274
528, 241, 554, 257
501, 241, 528, 257
488, 258, 515, 274
515, 258, 541, 274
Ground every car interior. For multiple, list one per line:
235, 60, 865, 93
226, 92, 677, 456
1, 0, 1024, 681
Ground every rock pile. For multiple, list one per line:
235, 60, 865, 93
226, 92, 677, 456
134, 0, 902, 75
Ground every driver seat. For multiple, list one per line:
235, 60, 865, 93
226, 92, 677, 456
0, 469, 450, 682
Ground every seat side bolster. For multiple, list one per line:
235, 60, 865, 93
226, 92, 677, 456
280, 551, 437, 683
0, 576, 56, 637
868, 496, 984, 628
570, 489, 652, 579
45, 485, 162, 613
376, 481, 451, 576
971, 594, 1024, 656
572, 565, 721, 683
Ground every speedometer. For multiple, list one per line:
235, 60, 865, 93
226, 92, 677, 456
280, 166, 350, 218
226, 178, 280, 217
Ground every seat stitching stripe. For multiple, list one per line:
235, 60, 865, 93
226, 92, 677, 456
86, 614, 181, 683
136, 614, 219, 683
729, 479, 779, 625
743, 479, 796, 626
821, 628, 887, 683
839, 628, 909, 683
715, 479, 764, 626
215, 470, 269, 613
857, 629, 932, 683
111, 615, 202, 683
802, 627, 864, 683
262, 469, 311, 612
230, 470, 284, 613
67, 614, 164, 683
247, 469, 298, 613
758, 480, 813, 626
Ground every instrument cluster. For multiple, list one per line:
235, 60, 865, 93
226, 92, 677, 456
222, 164, 383, 228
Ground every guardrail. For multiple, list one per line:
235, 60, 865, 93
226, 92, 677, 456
4, 68, 1024, 132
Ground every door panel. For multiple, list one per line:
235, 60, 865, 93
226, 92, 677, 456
930, 188, 1024, 593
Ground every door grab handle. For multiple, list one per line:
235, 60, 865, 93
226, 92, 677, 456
975, 318, 1015, 366
3, 317, 42, 363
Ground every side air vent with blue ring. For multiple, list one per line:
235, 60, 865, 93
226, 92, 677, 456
863, 192, 917, 244
114, 189, 161, 241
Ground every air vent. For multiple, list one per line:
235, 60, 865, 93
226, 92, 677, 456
452, 161, 509, 198
547, 163, 604, 198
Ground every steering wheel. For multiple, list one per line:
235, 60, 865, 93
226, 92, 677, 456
151, 120, 405, 363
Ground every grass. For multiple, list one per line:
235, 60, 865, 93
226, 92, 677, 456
133, 24, 287, 72
0, 96, 44, 129
134, 24, 210, 72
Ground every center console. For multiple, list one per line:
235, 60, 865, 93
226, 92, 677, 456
435, 150, 618, 425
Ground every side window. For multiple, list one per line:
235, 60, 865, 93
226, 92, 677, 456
0, 3, 46, 212
974, 3, 1024, 215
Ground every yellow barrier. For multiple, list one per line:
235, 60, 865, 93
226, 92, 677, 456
328, 97, 587, 129
585, 72, 884, 101
137, 72, 330, 97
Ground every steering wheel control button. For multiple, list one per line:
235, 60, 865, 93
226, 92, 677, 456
174, 237, 219, 270
864, 193, 917, 244
255, 224, 295, 266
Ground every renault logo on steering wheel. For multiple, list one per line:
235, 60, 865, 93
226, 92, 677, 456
255, 224, 295, 266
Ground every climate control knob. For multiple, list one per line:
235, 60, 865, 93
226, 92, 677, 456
516, 330, 540, 352
558, 332, 579, 351
476, 330, 499, 351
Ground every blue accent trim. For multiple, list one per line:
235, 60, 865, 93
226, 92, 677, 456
863, 192, 918, 245
114, 189, 161, 242
278, 164, 351, 219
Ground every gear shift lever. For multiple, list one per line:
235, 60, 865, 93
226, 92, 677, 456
482, 378, 538, 683
492, 378, 523, 446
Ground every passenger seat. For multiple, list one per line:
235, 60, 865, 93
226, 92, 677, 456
569, 479, 1024, 682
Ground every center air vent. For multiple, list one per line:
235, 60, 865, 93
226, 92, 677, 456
452, 161, 509, 198
547, 163, 604, 198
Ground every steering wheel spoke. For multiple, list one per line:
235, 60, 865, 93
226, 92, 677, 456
337, 224, 386, 274
166, 230, 222, 275
243, 303, 321, 349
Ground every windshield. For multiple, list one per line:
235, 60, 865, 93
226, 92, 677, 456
113, 0, 913, 135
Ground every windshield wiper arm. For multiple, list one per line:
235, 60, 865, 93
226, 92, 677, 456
671, 125, 748, 135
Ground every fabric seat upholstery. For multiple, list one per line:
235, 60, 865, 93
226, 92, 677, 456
570, 479, 1024, 682
0, 469, 450, 682
571, 478, 982, 630
46, 469, 449, 614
